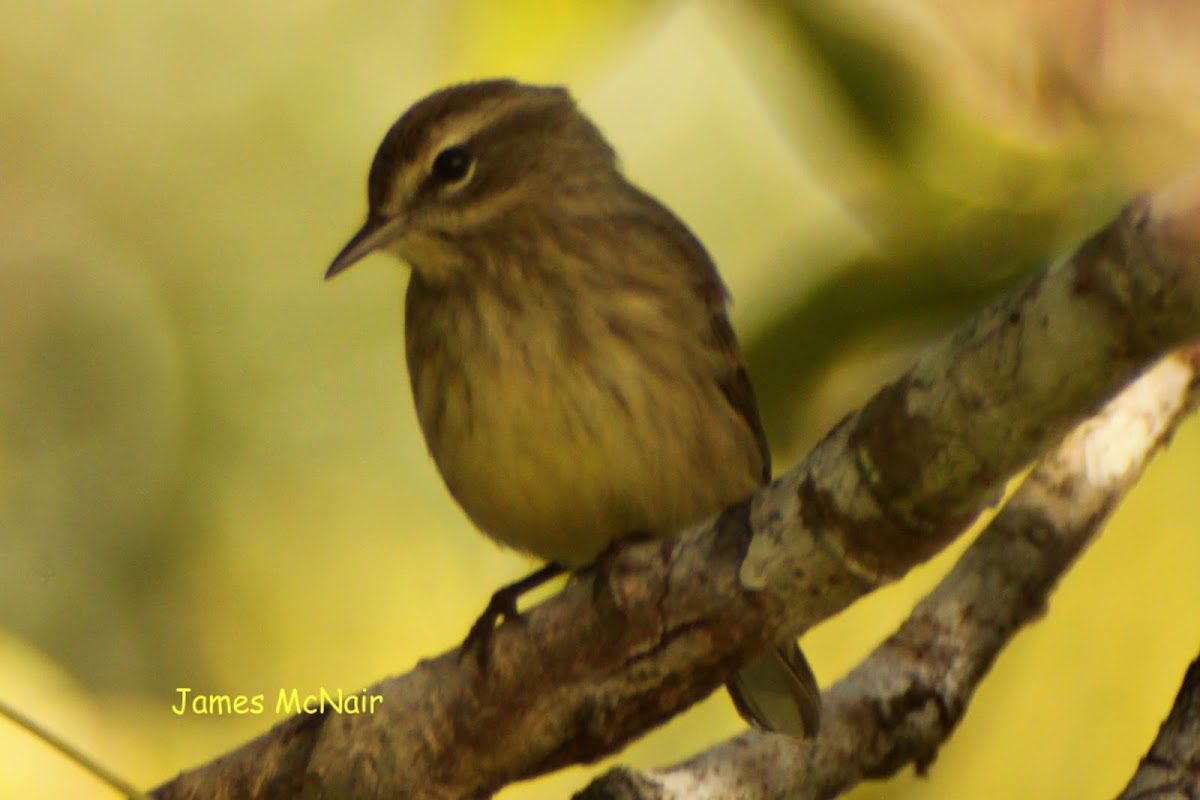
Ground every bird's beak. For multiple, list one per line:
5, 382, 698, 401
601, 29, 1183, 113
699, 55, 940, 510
325, 215, 405, 280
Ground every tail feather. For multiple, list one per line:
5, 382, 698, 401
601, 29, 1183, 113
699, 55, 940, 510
726, 643, 821, 737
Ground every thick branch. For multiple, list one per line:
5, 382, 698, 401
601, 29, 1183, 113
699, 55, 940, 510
585, 346, 1200, 798
152, 176, 1200, 799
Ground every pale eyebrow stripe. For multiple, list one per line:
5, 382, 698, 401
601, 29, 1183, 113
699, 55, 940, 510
422, 94, 528, 168
383, 91, 553, 216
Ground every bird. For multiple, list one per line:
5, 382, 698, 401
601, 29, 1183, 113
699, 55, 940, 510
326, 79, 820, 737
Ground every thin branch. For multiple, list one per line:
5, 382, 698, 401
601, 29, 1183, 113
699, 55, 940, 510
1117, 650, 1200, 800
152, 174, 1200, 800
0, 697, 153, 800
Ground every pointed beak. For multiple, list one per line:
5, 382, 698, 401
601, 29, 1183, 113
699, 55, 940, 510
325, 215, 405, 280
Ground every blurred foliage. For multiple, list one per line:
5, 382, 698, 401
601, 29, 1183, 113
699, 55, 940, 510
770, 1, 929, 157
2, 1, 1200, 798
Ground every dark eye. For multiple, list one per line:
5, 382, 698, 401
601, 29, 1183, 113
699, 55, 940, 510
431, 144, 473, 183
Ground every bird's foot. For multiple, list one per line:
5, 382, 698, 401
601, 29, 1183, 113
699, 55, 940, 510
460, 561, 564, 670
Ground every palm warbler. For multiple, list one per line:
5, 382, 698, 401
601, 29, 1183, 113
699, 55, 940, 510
326, 79, 820, 737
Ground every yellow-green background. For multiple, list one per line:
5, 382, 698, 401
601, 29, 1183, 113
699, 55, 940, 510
3, 1, 1199, 797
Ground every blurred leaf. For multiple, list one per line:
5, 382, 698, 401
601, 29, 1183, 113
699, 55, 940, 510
449, 0, 662, 77
766, 0, 928, 157
748, 206, 1070, 447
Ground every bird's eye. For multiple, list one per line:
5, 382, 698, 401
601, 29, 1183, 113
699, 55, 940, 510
431, 144, 473, 183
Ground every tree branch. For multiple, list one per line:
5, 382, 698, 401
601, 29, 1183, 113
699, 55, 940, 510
152, 174, 1200, 799
583, 344, 1200, 799
1117, 652, 1200, 800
